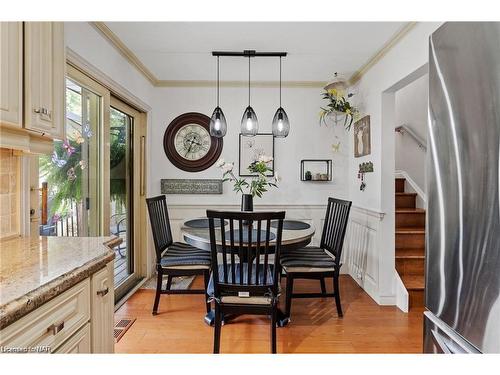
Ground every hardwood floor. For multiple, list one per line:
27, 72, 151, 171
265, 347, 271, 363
115, 275, 424, 353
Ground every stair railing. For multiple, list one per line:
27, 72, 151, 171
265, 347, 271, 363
395, 124, 427, 151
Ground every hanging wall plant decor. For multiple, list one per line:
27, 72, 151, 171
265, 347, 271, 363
319, 88, 360, 130
319, 73, 360, 131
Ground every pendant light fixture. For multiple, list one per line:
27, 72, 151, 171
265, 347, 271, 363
272, 56, 290, 137
209, 56, 227, 137
240, 55, 258, 136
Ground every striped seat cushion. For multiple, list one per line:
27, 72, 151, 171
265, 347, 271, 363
280, 246, 337, 270
207, 264, 276, 304
160, 242, 211, 268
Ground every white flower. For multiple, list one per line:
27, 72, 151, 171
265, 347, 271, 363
216, 158, 226, 168
258, 155, 273, 163
274, 172, 281, 183
222, 162, 234, 174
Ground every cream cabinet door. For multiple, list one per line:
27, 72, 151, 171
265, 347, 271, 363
54, 323, 91, 353
91, 262, 115, 353
0, 22, 23, 128
24, 22, 65, 139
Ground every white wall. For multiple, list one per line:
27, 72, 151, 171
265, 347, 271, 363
345, 22, 442, 305
64, 22, 154, 105
395, 73, 428, 192
150, 85, 349, 206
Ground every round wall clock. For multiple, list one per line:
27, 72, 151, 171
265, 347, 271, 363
163, 112, 223, 172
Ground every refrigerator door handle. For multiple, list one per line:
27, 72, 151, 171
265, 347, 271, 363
431, 329, 468, 354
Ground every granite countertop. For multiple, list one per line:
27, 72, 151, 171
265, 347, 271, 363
0, 236, 119, 330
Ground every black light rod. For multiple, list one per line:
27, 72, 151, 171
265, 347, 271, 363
212, 50, 287, 57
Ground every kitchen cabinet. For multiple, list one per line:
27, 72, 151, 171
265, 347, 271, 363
0, 262, 114, 353
24, 22, 65, 139
0, 22, 23, 129
0, 21, 65, 152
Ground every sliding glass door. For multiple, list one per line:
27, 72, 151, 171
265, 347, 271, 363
38, 64, 146, 302
38, 70, 106, 237
109, 98, 143, 298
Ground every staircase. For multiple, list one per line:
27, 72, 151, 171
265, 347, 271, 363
395, 177, 425, 310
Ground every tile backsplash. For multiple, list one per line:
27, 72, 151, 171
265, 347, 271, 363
0, 148, 20, 239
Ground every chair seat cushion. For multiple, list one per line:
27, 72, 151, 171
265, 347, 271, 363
280, 246, 337, 272
207, 263, 276, 305
160, 242, 211, 268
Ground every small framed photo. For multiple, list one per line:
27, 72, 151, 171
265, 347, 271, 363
239, 134, 275, 177
354, 115, 371, 158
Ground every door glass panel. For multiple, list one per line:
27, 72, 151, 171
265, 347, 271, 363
38, 78, 101, 237
110, 106, 133, 287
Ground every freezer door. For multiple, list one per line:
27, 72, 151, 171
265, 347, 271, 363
427, 22, 500, 353
424, 312, 481, 354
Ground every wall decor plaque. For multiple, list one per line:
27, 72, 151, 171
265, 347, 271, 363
161, 179, 223, 194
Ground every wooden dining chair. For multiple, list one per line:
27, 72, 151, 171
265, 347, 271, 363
206, 210, 285, 354
280, 197, 351, 320
146, 195, 211, 316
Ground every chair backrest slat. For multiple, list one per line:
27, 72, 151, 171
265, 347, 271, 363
263, 219, 271, 284
146, 195, 174, 263
255, 220, 261, 285
238, 219, 243, 285
220, 218, 228, 283
320, 197, 352, 262
229, 219, 236, 283
207, 210, 286, 298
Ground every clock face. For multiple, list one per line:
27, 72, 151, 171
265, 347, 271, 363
163, 112, 223, 172
174, 124, 211, 161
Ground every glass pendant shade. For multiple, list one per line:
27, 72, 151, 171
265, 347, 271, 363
272, 107, 290, 137
240, 106, 258, 136
209, 106, 227, 137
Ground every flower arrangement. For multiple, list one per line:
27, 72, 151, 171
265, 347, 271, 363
319, 88, 360, 130
217, 156, 279, 198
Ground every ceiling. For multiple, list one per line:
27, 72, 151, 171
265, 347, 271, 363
103, 22, 407, 83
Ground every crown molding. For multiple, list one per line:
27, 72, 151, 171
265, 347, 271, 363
348, 22, 417, 85
90, 21, 417, 89
154, 80, 325, 88
91, 22, 158, 86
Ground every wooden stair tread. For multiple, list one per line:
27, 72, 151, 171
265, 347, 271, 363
396, 227, 425, 234
396, 208, 425, 213
401, 275, 425, 290
396, 249, 425, 259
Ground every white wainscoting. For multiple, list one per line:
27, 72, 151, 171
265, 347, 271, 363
164, 204, 388, 305
342, 206, 386, 304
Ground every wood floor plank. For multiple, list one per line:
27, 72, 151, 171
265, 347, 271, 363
115, 275, 424, 353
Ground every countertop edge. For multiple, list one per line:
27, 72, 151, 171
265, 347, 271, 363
0, 239, 117, 330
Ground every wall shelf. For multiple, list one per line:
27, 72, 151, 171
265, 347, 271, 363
300, 159, 332, 181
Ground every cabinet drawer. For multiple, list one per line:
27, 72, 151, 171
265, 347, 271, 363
54, 323, 91, 354
0, 278, 90, 352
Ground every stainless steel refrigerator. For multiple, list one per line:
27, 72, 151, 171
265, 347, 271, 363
425, 22, 500, 353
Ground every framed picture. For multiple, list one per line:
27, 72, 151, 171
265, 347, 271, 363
239, 133, 275, 177
354, 115, 371, 158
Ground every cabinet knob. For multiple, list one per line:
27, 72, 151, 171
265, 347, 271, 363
47, 321, 65, 335
97, 287, 109, 297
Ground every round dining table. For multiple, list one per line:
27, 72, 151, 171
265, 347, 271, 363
181, 216, 316, 327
